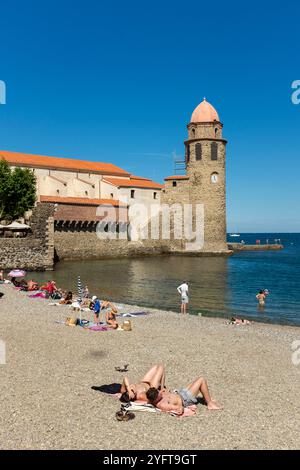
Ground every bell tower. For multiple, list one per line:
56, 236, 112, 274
184, 98, 228, 252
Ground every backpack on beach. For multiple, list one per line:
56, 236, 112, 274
121, 320, 132, 331
65, 316, 77, 326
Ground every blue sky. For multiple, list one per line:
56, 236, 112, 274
0, 0, 299, 232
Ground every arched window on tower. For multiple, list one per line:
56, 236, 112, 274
215, 127, 218, 138
195, 143, 202, 161
191, 128, 195, 138
186, 144, 190, 163
211, 142, 218, 161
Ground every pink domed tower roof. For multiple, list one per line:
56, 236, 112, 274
190, 98, 220, 123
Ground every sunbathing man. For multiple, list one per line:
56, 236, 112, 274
146, 375, 222, 415
120, 364, 166, 403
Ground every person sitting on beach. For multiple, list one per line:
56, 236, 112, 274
59, 291, 73, 305
27, 279, 39, 291
120, 364, 166, 403
11, 277, 28, 289
104, 302, 119, 329
256, 290, 266, 308
146, 375, 222, 415
83, 285, 90, 298
101, 300, 119, 330
41, 280, 57, 298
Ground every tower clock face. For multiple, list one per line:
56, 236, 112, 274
211, 173, 218, 183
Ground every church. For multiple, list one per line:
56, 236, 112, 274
0, 98, 229, 265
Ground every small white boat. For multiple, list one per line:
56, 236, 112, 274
230, 233, 240, 237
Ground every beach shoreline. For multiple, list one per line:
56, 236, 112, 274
0, 282, 300, 450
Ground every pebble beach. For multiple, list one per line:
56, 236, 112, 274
0, 282, 299, 450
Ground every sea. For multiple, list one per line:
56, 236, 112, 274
28, 233, 300, 327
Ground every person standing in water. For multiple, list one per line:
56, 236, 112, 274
256, 290, 266, 309
177, 281, 189, 314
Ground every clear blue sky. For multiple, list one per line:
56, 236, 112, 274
0, 0, 299, 232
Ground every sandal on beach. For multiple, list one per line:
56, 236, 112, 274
115, 410, 135, 421
115, 364, 129, 372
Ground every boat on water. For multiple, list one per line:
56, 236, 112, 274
229, 233, 240, 237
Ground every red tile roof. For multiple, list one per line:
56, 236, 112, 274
40, 195, 127, 208
131, 175, 152, 181
0, 150, 130, 177
103, 177, 163, 189
164, 175, 189, 181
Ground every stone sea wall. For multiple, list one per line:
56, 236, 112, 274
0, 203, 55, 271
54, 231, 168, 260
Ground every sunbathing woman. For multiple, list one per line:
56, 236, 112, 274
100, 300, 118, 328
104, 301, 119, 329
120, 364, 166, 403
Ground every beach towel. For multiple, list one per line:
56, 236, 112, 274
88, 325, 108, 331
119, 312, 149, 318
122, 401, 196, 418
121, 402, 159, 413
28, 292, 46, 298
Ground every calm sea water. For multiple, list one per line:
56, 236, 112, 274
28, 233, 300, 326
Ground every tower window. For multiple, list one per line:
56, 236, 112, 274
186, 144, 190, 163
195, 143, 202, 161
153, 192, 157, 200
211, 142, 218, 161
85, 190, 88, 196
172, 181, 177, 187
110, 193, 114, 199
191, 128, 195, 138
211, 172, 219, 184
131, 190, 135, 199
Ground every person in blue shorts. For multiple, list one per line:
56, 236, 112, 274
92, 295, 101, 325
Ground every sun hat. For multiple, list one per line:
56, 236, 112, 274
92, 295, 97, 301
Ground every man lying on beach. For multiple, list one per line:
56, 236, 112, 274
120, 364, 166, 402
146, 375, 222, 415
